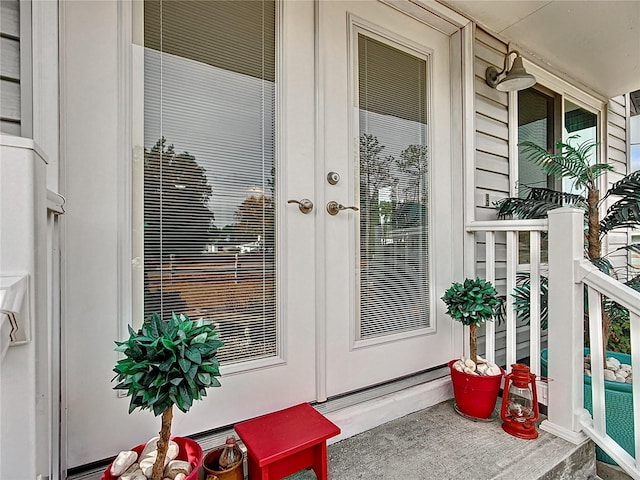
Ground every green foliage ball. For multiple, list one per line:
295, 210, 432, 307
441, 278, 500, 327
113, 313, 224, 416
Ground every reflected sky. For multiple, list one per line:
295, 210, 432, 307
143, 48, 275, 228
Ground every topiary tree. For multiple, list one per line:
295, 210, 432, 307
113, 313, 223, 480
441, 278, 501, 368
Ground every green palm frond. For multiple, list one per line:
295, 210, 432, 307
600, 196, 640, 234
602, 170, 640, 200
599, 171, 640, 234
578, 163, 614, 188
606, 243, 640, 257
626, 275, 640, 292
511, 273, 548, 330
590, 257, 614, 276
494, 187, 586, 219
518, 139, 583, 187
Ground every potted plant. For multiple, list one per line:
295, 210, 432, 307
442, 277, 503, 419
496, 138, 640, 463
108, 312, 224, 480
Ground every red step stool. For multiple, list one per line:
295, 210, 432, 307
234, 403, 341, 480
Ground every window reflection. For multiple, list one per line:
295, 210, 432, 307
358, 34, 430, 339
139, 1, 277, 364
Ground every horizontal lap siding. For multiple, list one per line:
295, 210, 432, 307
606, 96, 630, 279
0, 0, 21, 134
474, 29, 509, 223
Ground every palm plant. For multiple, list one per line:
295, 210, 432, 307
495, 136, 640, 351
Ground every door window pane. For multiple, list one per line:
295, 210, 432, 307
518, 88, 555, 195
357, 34, 430, 339
564, 99, 597, 196
138, 0, 276, 365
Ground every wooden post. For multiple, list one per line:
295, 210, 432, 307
539, 207, 586, 443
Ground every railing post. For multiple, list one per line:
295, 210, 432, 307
539, 207, 586, 443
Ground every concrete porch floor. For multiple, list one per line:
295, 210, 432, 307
286, 399, 599, 480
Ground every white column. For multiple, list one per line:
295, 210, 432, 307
539, 207, 586, 443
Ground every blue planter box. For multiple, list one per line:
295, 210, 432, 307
541, 348, 634, 465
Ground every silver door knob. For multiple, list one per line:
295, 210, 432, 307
287, 198, 314, 214
326, 201, 359, 216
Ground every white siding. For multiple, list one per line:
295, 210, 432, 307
0, 0, 21, 133
605, 95, 630, 280
474, 28, 510, 222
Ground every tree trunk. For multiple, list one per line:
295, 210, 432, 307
587, 189, 601, 260
151, 406, 173, 480
469, 324, 477, 368
587, 188, 610, 367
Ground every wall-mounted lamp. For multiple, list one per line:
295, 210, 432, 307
485, 50, 536, 92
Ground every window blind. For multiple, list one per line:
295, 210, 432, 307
357, 34, 430, 339
142, 0, 277, 365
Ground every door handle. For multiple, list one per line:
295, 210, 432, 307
287, 198, 314, 214
326, 201, 359, 216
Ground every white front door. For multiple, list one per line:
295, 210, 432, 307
318, 1, 458, 397
62, 0, 461, 468
63, 0, 318, 467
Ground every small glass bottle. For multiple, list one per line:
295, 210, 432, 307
218, 435, 242, 470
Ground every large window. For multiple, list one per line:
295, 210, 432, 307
516, 86, 599, 264
133, 0, 277, 365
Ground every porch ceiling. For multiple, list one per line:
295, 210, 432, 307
441, 0, 640, 99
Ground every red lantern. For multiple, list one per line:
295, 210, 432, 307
500, 363, 539, 439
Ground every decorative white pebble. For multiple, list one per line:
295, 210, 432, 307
606, 357, 621, 371
120, 464, 146, 480
140, 437, 160, 459
140, 442, 179, 478
174, 474, 187, 480
164, 460, 192, 479
485, 365, 502, 376
604, 369, 616, 381
464, 358, 476, 370
110, 451, 137, 477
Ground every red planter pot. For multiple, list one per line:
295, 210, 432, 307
101, 436, 203, 480
448, 360, 504, 419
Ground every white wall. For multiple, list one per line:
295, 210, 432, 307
0, 137, 48, 480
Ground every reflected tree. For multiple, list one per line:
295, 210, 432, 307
143, 138, 215, 320
144, 137, 215, 257
359, 134, 397, 257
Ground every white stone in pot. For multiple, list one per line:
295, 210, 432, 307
164, 460, 192, 479
606, 357, 621, 371
139, 440, 180, 478
120, 464, 146, 480
463, 358, 476, 370
110, 450, 137, 477
604, 369, 616, 381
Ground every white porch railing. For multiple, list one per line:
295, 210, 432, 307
470, 208, 640, 479
466, 219, 548, 392
535, 207, 640, 480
